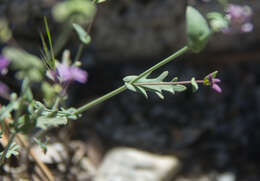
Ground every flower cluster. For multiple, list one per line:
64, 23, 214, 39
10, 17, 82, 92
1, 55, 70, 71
223, 4, 253, 34
208, 73, 222, 93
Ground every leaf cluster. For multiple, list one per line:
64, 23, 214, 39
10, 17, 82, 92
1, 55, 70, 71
124, 71, 187, 99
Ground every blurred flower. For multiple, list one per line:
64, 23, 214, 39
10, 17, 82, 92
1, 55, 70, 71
223, 4, 253, 33
57, 63, 87, 83
0, 55, 10, 75
208, 73, 222, 93
0, 81, 9, 98
47, 62, 87, 84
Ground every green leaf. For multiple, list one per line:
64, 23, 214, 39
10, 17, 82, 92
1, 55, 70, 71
34, 138, 49, 154
73, 24, 91, 44
36, 116, 68, 130
123, 75, 138, 82
21, 78, 33, 101
136, 86, 148, 99
125, 82, 137, 92
52, 0, 96, 25
3, 47, 44, 82
41, 17, 55, 70
96, 0, 106, 3
155, 92, 164, 99
0, 94, 19, 121
124, 71, 187, 99
173, 85, 187, 92
171, 77, 178, 82
191, 77, 199, 92
0, 142, 20, 159
59, 108, 80, 120
157, 71, 169, 81
186, 6, 211, 53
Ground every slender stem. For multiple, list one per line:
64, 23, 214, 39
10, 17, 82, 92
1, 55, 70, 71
74, 44, 84, 62
74, 11, 96, 62
0, 131, 17, 165
131, 46, 189, 83
73, 85, 127, 115
73, 46, 189, 115
52, 96, 61, 111
134, 80, 204, 86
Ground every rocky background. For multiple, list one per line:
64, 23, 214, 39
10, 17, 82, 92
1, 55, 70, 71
1, 0, 260, 181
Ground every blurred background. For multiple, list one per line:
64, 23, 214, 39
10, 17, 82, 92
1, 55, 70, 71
1, 0, 260, 181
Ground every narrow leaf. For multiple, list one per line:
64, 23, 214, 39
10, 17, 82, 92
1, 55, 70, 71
43, 17, 55, 70
157, 71, 169, 81
73, 23, 91, 44
191, 77, 199, 92
173, 85, 187, 92
155, 92, 164, 99
171, 77, 178, 82
125, 82, 137, 92
136, 86, 148, 99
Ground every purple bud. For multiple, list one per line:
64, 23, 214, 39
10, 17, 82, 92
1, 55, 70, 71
0, 56, 10, 75
208, 73, 222, 93
212, 83, 222, 93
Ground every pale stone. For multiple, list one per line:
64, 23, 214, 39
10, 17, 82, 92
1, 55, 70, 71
94, 147, 180, 181
31, 143, 67, 164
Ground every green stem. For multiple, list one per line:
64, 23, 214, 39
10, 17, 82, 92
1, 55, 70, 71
74, 44, 84, 62
73, 46, 189, 115
131, 46, 189, 83
73, 85, 127, 115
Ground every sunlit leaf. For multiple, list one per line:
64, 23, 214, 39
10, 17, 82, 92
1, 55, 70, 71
191, 77, 199, 92
186, 6, 211, 53
73, 23, 91, 44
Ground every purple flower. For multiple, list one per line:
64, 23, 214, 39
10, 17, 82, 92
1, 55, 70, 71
0, 56, 10, 75
0, 81, 9, 98
208, 73, 222, 93
47, 63, 88, 84
223, 4, 253, 34
57, 64, 87, 83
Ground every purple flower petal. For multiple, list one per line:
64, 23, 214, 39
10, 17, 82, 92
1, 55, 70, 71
224, 4, 253, 34
0, 56, 10, 75
212, 83, 222, 93
49, 63, 88, 84
71, 66, 88, 83
213, 78, 221, 83
241, 23, 253, 33
57, 64, 72, 82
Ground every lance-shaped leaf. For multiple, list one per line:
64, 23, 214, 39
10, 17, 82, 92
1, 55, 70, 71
73, 24, 91, 44
191, 77, 199, 92
123, 71, 187, 99
40, 17, 56, 70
